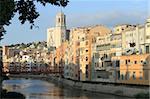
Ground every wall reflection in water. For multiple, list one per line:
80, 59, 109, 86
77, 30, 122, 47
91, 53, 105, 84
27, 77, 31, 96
3, 78, 133, 99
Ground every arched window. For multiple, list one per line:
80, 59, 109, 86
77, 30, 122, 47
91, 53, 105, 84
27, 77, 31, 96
58, 18, 60, 23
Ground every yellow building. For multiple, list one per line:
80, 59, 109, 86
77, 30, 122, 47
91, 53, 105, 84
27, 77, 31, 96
68, 25, 112, 81
78, 27, 90, 81
64, 27, 87, 80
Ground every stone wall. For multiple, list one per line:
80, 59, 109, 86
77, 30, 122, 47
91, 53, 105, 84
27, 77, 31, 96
51, 77, 149, 97
9, 74, 149, 97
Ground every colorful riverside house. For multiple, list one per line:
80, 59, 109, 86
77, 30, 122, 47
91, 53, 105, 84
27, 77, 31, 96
121, 18, 150, 55
72, 25, 112, 81
89, 25, 112, 81
144, 18, 150, 53
110, 24, 136, 57
64, 27, 87, 80
55, 41, 68, 77
112, 54, 150, 85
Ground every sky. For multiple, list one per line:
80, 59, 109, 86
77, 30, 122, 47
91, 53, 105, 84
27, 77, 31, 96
1, 0, 150, 45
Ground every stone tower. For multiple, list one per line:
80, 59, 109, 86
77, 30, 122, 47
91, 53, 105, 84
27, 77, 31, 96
55, 12, 67, 43
47, 12, 67, 49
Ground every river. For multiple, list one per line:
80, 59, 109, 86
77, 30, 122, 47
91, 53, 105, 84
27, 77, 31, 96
2, 78, 133, 99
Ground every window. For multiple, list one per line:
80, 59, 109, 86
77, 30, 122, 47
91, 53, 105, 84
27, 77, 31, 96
86, 65, 88, 78
86, 57, 88, 61
58, 18, 60, 23
132, 72, 136, 80
134, 61, 137, 64
139, 71, 142, 80
95, 63, 97, 67
125, 72, 130, 80
97, 76, 101, 78
125, 60, 128, 65
121, 74, 124, 80
117, 71, 120, 80
146, 46, 149, 53
144, 71, 148, 80
116, 60, 120, 67
139, 76, 143, 80
82, 37, 84, 41
128, 60, 130, 63
86, 71, 88, 78
86, 64, 88, 69
141, 60, 143, 64
78, 36, 80, 39
86, 41, 88, 45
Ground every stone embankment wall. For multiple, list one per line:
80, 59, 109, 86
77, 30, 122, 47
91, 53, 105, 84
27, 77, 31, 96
49, 76, 149, 97
8, 74, 149, 97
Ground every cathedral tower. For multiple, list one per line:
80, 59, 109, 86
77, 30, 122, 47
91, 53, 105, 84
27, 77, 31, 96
47, 12, 67, 49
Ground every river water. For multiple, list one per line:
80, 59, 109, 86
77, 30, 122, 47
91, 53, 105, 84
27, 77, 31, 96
2, 78, 133, 99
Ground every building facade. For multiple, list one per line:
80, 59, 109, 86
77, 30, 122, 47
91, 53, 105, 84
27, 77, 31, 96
112, 54, 150, 85
90, 25, 112, 81
47, 12, 67, 49
122, 18, 150, 55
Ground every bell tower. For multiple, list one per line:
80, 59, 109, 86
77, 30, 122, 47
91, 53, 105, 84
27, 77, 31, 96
56, 12, 66, 27
47, 11, 68, 49
55, 11, 67, 43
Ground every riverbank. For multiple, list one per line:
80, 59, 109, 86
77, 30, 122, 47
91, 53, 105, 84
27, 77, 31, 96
8, 74, 149, 98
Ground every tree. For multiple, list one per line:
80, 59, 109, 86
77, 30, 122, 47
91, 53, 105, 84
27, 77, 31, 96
0, 0, 69, 40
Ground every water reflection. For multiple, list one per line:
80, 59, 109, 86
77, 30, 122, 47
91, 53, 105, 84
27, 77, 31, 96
3, 78, 133, 99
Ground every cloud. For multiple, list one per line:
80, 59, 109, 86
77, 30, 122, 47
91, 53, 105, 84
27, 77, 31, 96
67, 10, 148, 28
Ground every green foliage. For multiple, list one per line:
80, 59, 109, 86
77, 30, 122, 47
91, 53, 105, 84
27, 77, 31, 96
0, 0, 15, 40
15, 0, 40, 27
0, 0, 69, 40
0, 0, 15, 26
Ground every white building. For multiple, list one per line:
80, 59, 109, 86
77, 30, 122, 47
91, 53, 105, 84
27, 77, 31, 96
144, 18, 150, 53
122, 18, 150, 54
111, 24, 135, 57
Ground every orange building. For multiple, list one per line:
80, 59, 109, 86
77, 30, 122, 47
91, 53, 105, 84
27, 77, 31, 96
55, 41, 68, 76
115, 54, 150, 85
64, 28, 83, 80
